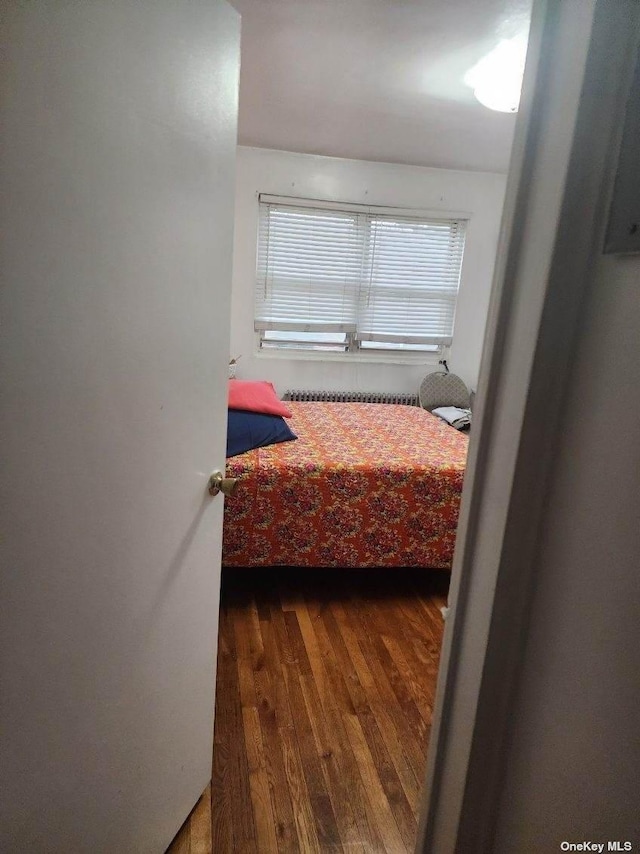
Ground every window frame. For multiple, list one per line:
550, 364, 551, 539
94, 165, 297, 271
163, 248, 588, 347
254, 194, 469, 361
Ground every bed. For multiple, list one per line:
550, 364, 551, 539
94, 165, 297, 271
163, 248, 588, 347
222, 401, 468, 569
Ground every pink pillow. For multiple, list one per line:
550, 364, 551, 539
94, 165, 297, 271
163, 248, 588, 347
228, 379, 293, 418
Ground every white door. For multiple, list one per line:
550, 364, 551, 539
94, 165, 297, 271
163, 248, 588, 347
0, 2, 239, 852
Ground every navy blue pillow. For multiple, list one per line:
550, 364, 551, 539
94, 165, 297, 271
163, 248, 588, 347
226, 409, 297, 457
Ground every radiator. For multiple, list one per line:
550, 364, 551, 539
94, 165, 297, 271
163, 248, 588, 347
283, 389, 419, 406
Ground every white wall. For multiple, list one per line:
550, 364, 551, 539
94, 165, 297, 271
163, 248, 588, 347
230, 146, 506, 395
492, 246, 640, 849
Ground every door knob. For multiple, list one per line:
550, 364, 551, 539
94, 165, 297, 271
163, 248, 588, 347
208, 471, 239, 498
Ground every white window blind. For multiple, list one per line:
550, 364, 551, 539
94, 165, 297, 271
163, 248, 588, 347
255, 196, 467, 352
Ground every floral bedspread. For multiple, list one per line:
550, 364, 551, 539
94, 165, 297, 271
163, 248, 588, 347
223, 402, 468, 568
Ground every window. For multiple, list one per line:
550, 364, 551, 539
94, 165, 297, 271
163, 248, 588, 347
254, 195, 467, 355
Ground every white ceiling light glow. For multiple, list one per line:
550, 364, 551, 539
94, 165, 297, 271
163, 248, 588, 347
465, 35, 527, 113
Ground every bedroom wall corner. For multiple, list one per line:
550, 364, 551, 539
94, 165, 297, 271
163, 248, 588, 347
229, 146, 507, 395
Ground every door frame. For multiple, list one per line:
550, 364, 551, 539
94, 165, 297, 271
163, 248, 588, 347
415, 1, 640, 851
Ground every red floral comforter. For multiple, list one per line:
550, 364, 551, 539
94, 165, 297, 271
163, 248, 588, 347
223, 402, 468, 568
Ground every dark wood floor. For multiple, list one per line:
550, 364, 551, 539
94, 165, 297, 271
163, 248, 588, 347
168, 567, 449, 853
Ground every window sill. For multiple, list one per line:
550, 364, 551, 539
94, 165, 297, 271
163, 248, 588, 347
255, 347, 442, 367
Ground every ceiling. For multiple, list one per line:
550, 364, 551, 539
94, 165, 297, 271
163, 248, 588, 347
230, 0, 532, 173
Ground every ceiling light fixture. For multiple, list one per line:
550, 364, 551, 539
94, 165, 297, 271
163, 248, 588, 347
464, 35, 528, 113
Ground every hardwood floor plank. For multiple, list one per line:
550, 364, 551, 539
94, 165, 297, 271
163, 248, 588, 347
295, 601, 336, 712
295, 607, 377, 852
342, 713, 407, 854
166, 817, 190, 854
309, 793, 347, 854
397, 595, 444, 651
336, 598, 425, 761
273, 604, 368, 851
414, 588, 448, 639
234, 607, 260, 710
307, 603, 384, 851
352, 594, 431, 748
257, 594, 294, 729
189, 785, 212, 854
330, 601, 422, 815
279, 577, 304, 612
368, 588, 444, 714
373, 594, 446, 732
298, 673, 366, 853
255, 604, 299, 851
356, 708, 417, 849
211, 606, 236, 854
318, 604, 369, 713
210, 742, 232, 854
166, 787, 213, 854
218, 601, 258, 853
411, 635, 441, 685
380, 632, 435, 727
297, 600, 386, 852
305, 599, 357, 716
203, 568, 449, 854
279, 722, 323, 852
316, 600, 417, 846
283, 610, 313, 676
377, 596, 443, 685
282, 611, 343, 850
242, 706, 280, 853
232, 592, 268, 711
